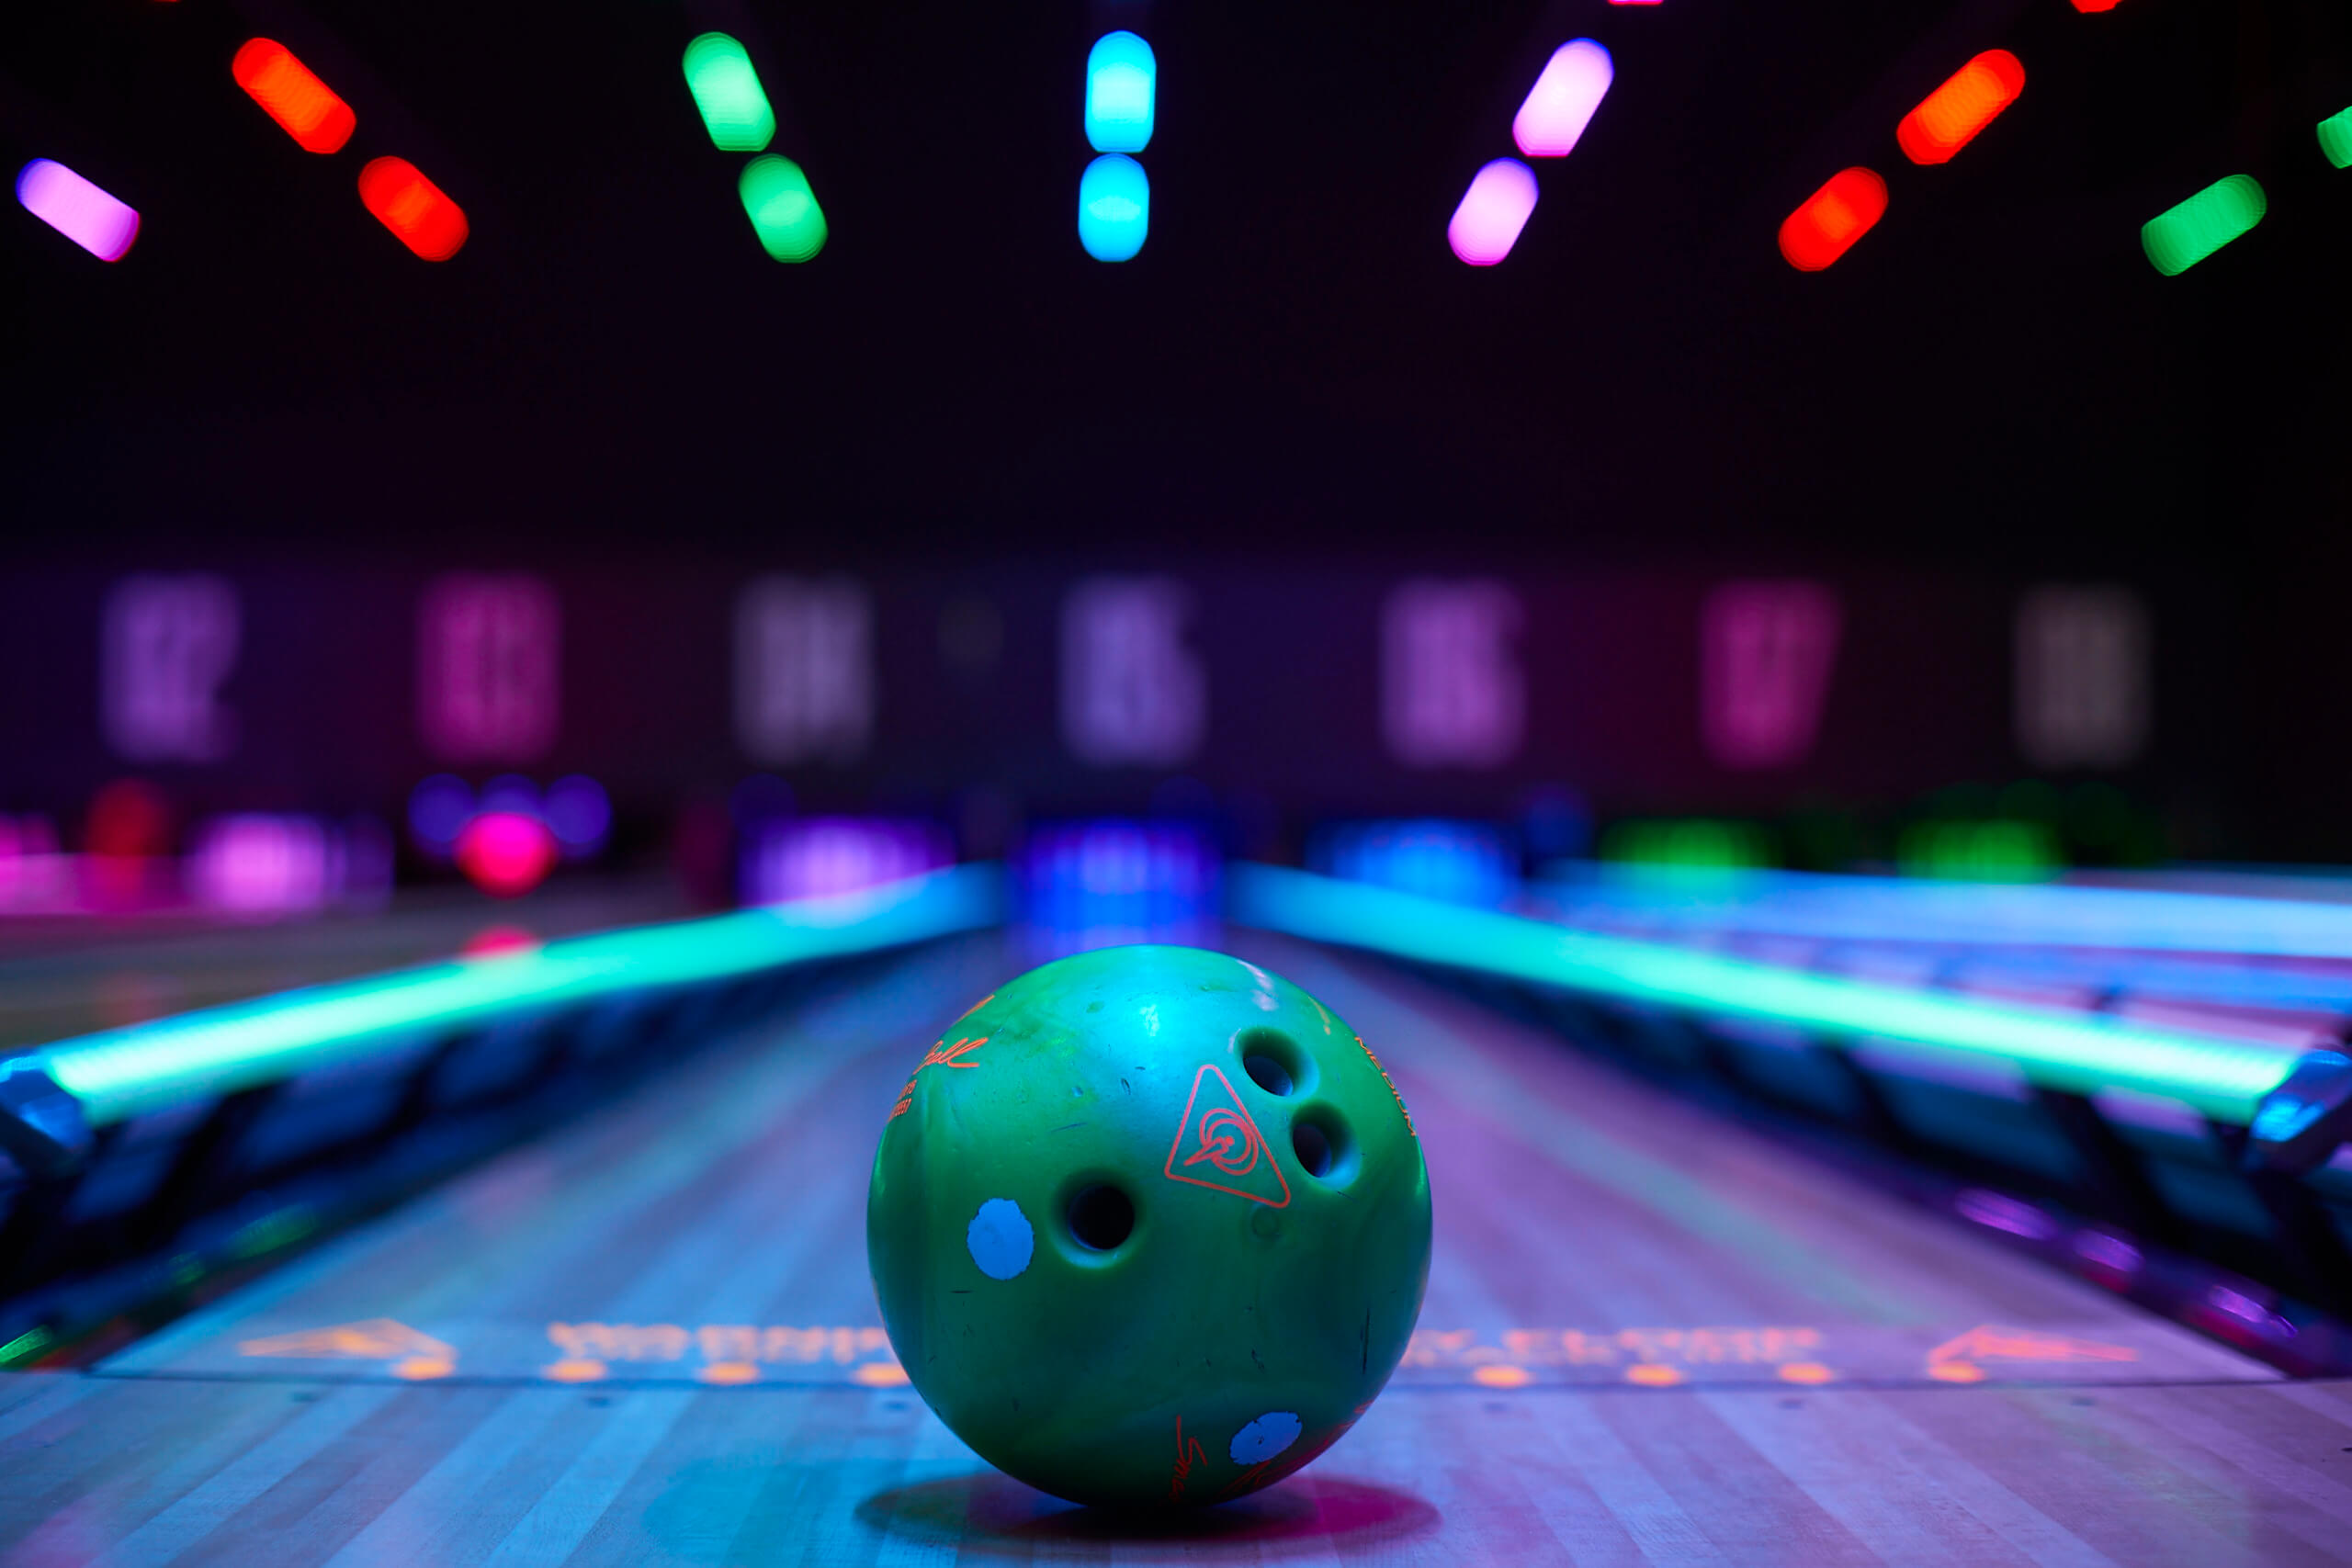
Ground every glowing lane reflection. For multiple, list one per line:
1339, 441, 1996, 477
40, 864, 1004, 1124
1229, 863, 2294, 1120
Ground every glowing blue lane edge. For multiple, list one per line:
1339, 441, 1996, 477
1228, 864, 2292, 1122
40, 864, 1007, 1126
1534, 872, 2352, 1011
1538, 862, 2352, 959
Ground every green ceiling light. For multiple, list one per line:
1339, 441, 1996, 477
37, 865, 1002, 1127
683, 33, 775, 152
2141, 175, 2266, 276
740, 154, 827, 262
2320, 106, 2352, 171
1228, 863, 2290, 1122
1600, 819, 1772, 874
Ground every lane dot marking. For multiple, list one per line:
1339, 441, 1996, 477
1229, 1410, 1302, 1463
967, 1198, 1035, 1280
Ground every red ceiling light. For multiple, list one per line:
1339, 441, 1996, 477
1899, 51, 2026, 165
232, 39, 356, 154
1779, 168, 1888, 271
357, 156, 469, 260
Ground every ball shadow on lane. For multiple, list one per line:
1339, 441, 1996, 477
854, 1470, 1440, 1557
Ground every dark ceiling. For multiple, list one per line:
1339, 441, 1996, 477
0, 0, 2345, 570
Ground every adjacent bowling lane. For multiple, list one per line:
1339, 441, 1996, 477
6, 932, 2352, 1564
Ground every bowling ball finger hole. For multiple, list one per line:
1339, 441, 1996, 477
1290, 1111, 1357, 1184
1067, 1183, 1136, 1251
1243, 1052, 1294, 1096
1238, 1027, 1314, 1096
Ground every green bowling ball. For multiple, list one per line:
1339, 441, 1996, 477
867, 944, 1431, 1509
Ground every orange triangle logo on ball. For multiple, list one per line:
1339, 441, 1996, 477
1164, 1063, 1291, 1208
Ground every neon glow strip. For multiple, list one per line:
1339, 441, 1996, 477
740, 154, 826, 262
2142, 175, 2265, 276
16, 160, 139, 262
1512, 40, 1612, 159
40, 864, 1003, 1126
2319, 106, 2352, 171
1229, 863, 2291, 1121
1085, 30, 1156, 154
1539, 864, 2352, 960
1780, 168, 1886, 271
1078, 152, 1148, 262
358, 157, 469, 261
1448, 158, 1538, 265
682, 33, 775, 153
1897, 50, 2023, 166
232, 39, 356, 154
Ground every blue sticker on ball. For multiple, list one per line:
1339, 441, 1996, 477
967, 1198, 1035, 1280
1228, 1410, 1302, 1464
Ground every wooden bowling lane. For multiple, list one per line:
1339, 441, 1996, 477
9, 932, 2352, 1562
1239, 936, 2278, 1391
8, 1366, 2352, 1563
95, 935, 1017, 1392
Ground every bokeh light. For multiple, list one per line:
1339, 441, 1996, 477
1078, 152, 1149, 262
1313, 820, 1517, 908
1511, 40, 1613, 159
0, 815, 62, 916
232, 39, 356, 154
456, 811, 559, 898
1085, 31, 1157, 154
187, 815, 332, 915
2141, 175, 2265, 276
480, 774, 539, 818
1899, 819, 2061, 882
2318, 106, 2352, 171
1779, 167, 1886, 271
1019, 820, 1219, 955
544, 775, 612, 856
682, 33, 775, 153
1897, 50, 2024, 165
409, 774, 473, 853
86, 778, 172, 860
1601, 818, 1773, 874
85, 778, 171, 909
1447, 158, 1539, 266
741, 818, 950, 904
357, 157, 469, 261
15, 160, 139, 263
740, 154, 827, 262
